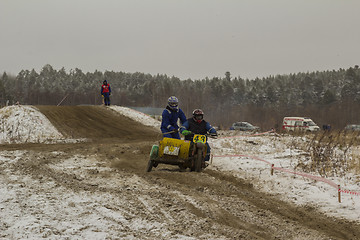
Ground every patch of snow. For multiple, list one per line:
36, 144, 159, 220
0, 105, 64, 144
109, 106, 161, 130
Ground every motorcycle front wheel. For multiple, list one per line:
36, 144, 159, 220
194, 148, 203, 172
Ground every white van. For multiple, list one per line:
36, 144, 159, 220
282, 117, 320, 132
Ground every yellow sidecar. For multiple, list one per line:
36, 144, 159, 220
146, 135, 207, 172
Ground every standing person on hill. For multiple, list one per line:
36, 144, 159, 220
101, 80, 111, 106
161, 96, 187, 139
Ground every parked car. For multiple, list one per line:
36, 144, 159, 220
344, 124, 360, 131
230, 122, 260, 131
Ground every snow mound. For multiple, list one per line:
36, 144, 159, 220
109, 106, 161, 130
0, 105, 64, 144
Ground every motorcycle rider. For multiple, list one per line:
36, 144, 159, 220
180, 109, 217, 162
160, 96, 187, 139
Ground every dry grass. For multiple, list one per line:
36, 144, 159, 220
296, 130, 360, 177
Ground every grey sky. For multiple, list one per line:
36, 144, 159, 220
1, 0, 359, 80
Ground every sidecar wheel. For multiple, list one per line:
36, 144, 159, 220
146, 159, 153, 172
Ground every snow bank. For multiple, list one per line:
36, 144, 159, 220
109, 106, 161, 130
0, 105, 64, 144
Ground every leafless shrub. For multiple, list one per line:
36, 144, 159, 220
296, 130, 359, 177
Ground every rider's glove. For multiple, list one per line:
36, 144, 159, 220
181, 130, 192, 136
210, 133, 218, 137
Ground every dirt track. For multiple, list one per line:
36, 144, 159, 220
1, 106, 359, 239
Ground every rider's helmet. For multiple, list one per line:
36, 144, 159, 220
192, 109, 204, 123
103, 80, 107, 85
167, 96, 179, 110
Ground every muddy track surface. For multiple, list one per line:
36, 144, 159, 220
1, 106, 359, 239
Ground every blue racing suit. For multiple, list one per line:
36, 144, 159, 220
161, 106, 187, 139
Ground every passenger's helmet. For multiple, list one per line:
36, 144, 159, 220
167, 96, 179, 110
192, 109, 204, 123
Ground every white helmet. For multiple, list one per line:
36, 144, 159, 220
167, 96, 179, 110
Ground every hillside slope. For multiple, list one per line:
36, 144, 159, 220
35, 105, 160, 141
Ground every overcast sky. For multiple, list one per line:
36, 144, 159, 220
1, 0, 359, 80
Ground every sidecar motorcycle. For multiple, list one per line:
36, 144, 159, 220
146, 134, 209, 172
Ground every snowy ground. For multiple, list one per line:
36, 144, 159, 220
0, 105, 359, 239
113, 105, 360, 222
210, 133, 360, 222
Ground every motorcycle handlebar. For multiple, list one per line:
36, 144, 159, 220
187, 133, 218, 139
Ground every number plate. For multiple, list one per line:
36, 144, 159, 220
163, 146, 180, 156
193, 134, 207, 143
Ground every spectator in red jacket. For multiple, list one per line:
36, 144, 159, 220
101, 80, 111, 106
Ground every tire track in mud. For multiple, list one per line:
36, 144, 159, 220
2, 106, 359, 239
4, 140, 360, 239
140, 167, 359, 240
